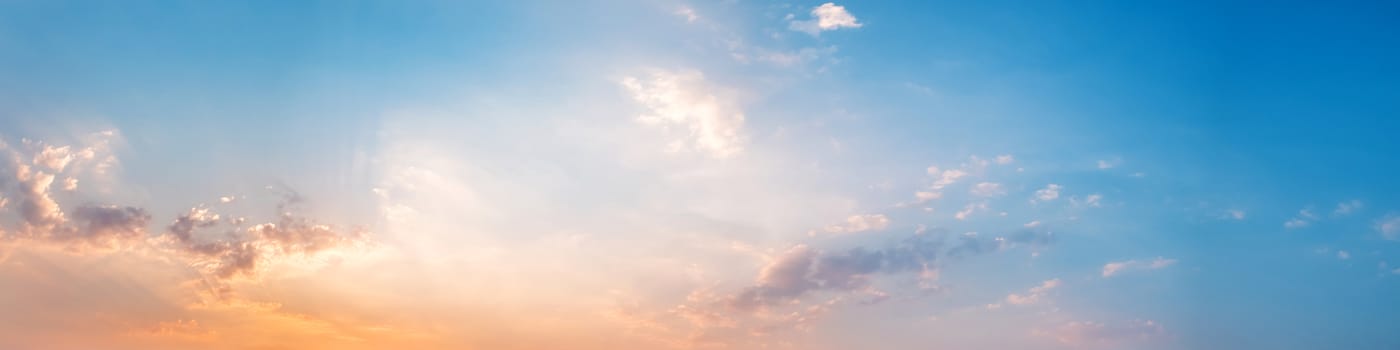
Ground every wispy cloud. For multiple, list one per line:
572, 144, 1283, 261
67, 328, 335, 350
1102, 257, 1177, 277
621, 69, 747, 159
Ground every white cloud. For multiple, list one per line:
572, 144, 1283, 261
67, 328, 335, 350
789, 3, 862, 36
1033, 184, 1061, 202
1223, 209, 1246, 220
955, 202, 987, 220
1333, 200, 1363, 216
822, 214, 890, 234
1377, 214, 1400, 240
621, 69, 747, 159
1024, 220, 1041, 228
969, 182, 1005, 197
675, 6, 698, 23
1284, 208, 1318, 229
1337, 250, 1350, 260
995, 154, 1014, 165
1004, 278, 1060, 306
1076, 194, 1102, 207
1102, 257, 1177, 277
1097, 160, 1116, 169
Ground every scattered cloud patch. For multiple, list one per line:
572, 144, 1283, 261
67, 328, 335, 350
970, 182, 1005, 197
1002, 278, 1061, 306
1033, 184, 1062, 202
788, 3, 862, 36
821, 214, 890, 234
675, 6, 698, 23
995, 155, 1015, 165
621, 69, 747, 159
1376, 214, 1400, 240
1102, 257, 1177, 277
1333, 200, 1363, 217
1284, 208, 1318, 229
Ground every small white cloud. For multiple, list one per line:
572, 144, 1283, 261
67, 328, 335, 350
1005, 278, 1060, 306
1337, 250, 1351, 260
788, 2, 862, 36
675, 6, 699, 22
969, 182, 1005, 197
933, 169, 967, 190
1078, 194, 1103, 207
1377, 214, 1400, 240
1223, 209, 1246, 220
1097, 159, 1116, 169
822, 214, 890, 234
1284, 208, 1318, 229
1033, 184, 1062, 202
1103, 257, 1177, 277
1333, 200, 1363, 216
1024, 220, 1042, 228
915, 191, 941, 202
995, 154, 1015, 165
954, 202, 987, 220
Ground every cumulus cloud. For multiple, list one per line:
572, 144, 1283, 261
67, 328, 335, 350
1033, 184, 1062, 202
995, 154, 1015, 165
788, 3, 862, 36
1102, 257, 1177, 277
0, 132, 366, 295
621, 69, 747, 159
169, 193, 367, 285
970, 182, 1005, 197
1037, 319, 1166, 346
1377, 214, 1400, 241
821, 214, 890, 234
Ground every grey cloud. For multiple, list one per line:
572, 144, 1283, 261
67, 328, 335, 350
728, 228, 1054, 311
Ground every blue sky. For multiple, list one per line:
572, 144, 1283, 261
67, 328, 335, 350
0, 1, 1398, 349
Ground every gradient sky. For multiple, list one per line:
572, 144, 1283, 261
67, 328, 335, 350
1, 1, 1399, 349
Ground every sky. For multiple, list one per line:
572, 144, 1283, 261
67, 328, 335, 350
1, 1, 1398, 349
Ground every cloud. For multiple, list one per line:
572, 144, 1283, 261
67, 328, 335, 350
1102, 257, 1177, 277
725, 228, 1054, 312
1033, 184, 1062, 202
170, 193, 367, 285
1377, 214, 1400, 240
788, 3, 862, 36
675, 6, 698, 23
1002, 278, 1061, 306
969, 182, 1005, 197
1333, 200, 1363, 217
821, 214, 890, 234
1083, 194, 1102, 207
621, 69, 747, 159
1222, 209, 1246, 220
1096, 159, 1118, 169
1337, 250, 1350, 260
995, 155, 1015, 165
1037, 319, 1166, 346
955, 202, 987, 220
1284, 208, 1318, 229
